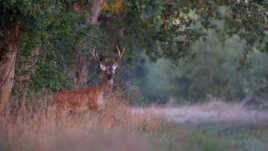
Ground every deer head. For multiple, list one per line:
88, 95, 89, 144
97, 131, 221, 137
90, 46, 126, 84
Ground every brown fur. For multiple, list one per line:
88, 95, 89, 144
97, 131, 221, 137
49, 75, 112, 115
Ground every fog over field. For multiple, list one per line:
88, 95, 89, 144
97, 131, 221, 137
133, 100, 268, 124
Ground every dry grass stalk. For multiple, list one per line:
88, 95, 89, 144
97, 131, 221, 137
0, 93, 163, 151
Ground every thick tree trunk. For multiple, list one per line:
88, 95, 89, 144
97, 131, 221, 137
74, 54, 88, 88
0, 21, 20, 112
90, 0, 104, 24
75, 0, 104, 88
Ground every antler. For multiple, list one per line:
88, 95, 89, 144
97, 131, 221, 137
90, 48, 102, 64
114, 45, 126, 65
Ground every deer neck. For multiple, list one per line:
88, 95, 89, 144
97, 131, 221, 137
94, 75, 113, 110
99, 75, 113, 93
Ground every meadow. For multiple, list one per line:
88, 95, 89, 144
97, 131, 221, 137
1, 95, 268, 151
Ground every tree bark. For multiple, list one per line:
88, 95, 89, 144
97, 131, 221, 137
74, 54, 88, 88
75, 0, 104, 88
0, 21, 20, 112
90, 0, 104, 24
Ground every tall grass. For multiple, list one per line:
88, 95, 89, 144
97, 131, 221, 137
2, 95, 258, 151
0, 94, 163, 151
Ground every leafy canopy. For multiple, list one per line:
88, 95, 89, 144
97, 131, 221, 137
1, 0, 267, 94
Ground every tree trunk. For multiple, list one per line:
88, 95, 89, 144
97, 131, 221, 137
0, 21, 20, 112
75, 0, 104, 88
74, 54, 88, 88
90, 0, 104, 24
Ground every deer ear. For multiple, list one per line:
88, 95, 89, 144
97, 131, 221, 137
100, 64, 106, 71
112, 63, 118, 70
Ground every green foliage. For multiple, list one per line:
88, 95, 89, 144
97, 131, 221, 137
120, 0, 268, 62
177, 29, 268, 101
0, 0, 110, 95
130, 26, 268, 103
1, 0, 268, 98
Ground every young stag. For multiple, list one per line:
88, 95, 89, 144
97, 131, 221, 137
49, 47, 125, 113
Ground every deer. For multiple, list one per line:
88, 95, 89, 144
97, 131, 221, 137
48, 46, 126, 115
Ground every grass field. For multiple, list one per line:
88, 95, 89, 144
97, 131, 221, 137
0, 97, 268, 151
142, 101, 268, 151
